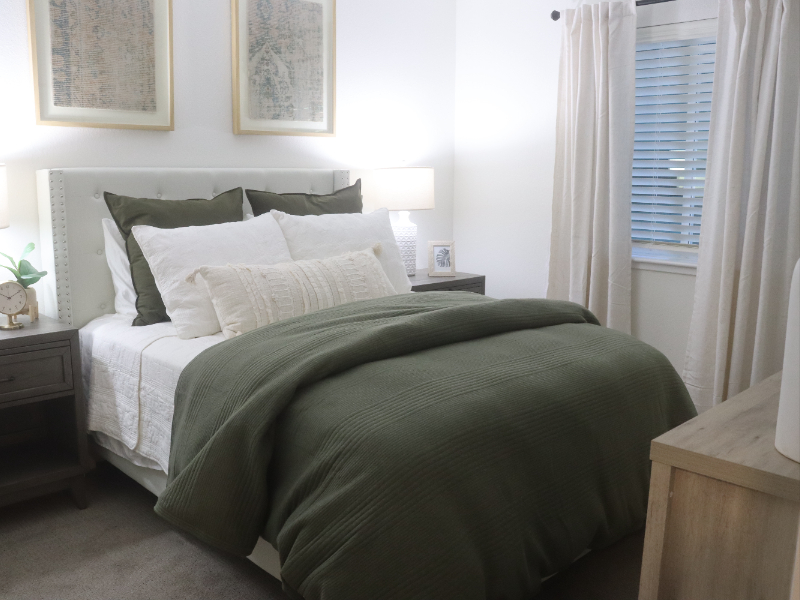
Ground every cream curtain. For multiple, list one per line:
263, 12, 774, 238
547, 0, 637, 333
683, 0, 800, 411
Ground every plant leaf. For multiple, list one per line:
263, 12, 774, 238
0, 264, 21, 279
18, 260, 46, 287
19, 276, 41, 287
0, 251, 17, 270
19, 260, 45, 277
19, 242, 35, 261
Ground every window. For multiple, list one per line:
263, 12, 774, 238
631, 36, 716, 246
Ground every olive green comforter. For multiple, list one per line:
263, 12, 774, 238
155, 292, 695, 600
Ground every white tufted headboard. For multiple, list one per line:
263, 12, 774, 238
36, 168, 350, 329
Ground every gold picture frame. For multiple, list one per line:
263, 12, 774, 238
232, 0, 336, 136
428, 241, 456, 277
27, 0, 174, 131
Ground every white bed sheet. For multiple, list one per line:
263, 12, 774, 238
80, 314, 224, 472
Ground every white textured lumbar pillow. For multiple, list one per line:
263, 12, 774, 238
132, 214, 293, 339
189, 245, 397, 339
271, 208, 412, 294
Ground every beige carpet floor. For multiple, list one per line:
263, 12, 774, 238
0, 462, 644, 599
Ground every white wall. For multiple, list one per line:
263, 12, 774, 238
0, 0, 457, 270
453, 0, 717, 371
453, 0, 562, 299
631, 267, 696, 371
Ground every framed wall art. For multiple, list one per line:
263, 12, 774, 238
27, 0, 173, 130
232, 0, 336, 136
428, 241, 456, 277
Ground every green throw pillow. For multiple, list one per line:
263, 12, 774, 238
104, 188, 244, 327
246, 179, 362, 217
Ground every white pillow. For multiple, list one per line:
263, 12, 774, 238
271, 208, 412, 294
132, 214, 293, 339
190, 245, 397, 339
101, 218, 137, 316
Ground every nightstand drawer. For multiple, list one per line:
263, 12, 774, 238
0, 344, 73, 404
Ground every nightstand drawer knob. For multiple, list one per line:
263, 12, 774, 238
0, 376, 15, 384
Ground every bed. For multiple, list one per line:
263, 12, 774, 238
36, 168, 696, 600
37, 168, 350, 580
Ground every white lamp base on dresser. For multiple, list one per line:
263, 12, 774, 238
392, 211, 417, 277
776, 258, 800, 463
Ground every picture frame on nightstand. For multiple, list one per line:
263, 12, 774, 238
428, 241, 456, 277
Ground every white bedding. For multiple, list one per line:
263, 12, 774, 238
80, 314, 224, 472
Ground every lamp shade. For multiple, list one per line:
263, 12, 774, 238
0, 165, 8, 229
371, 167, 435, 212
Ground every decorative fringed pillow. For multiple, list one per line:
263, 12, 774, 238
187, 244, 397, 338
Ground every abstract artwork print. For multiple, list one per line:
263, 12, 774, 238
49, 0, 157, 112
247, 0, 324, 123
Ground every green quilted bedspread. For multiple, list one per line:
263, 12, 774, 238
155, 292, 696, 600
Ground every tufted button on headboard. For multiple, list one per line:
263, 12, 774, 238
36, 168, 350, 328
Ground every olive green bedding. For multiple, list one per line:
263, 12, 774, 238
155, 292, 696, 600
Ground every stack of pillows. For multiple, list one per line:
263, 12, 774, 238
102, 181, 412, 340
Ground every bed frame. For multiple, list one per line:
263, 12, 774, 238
36, 168, 351, 580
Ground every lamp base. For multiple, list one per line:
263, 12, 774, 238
392, 212, 417, 277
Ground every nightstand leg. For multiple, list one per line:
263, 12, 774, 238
70, 475, 88, 509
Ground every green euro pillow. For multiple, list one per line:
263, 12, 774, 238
104, 188, 244, 326
246, 179, 362, 217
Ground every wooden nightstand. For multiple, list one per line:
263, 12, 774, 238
0, 315, 91, 509
639, 372, 800, 600
410, 272, 485, 295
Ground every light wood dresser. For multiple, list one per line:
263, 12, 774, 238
639, 371, 800, 600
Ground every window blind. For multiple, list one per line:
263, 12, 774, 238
632, 36, 716, 246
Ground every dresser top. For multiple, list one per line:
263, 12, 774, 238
652, 372, 800, 501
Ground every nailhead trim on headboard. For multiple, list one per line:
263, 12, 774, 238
334, 170, 350, 192
49, 170, 74, 326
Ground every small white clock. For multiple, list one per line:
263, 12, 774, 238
0, 280, 27, 330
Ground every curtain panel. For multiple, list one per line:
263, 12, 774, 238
683, 0, 800, 411
547, 0, 637, 333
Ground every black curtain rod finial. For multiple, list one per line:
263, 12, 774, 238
551, 9, 560, 20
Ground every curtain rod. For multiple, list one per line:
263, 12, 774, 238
551, 0, 675, 21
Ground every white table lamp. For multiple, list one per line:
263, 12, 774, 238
0, 165, 9, 230
371, 167, 435, 276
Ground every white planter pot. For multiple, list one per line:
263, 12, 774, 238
22, 286, 38, 320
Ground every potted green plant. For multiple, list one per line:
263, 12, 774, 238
1, 243, 47, 319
